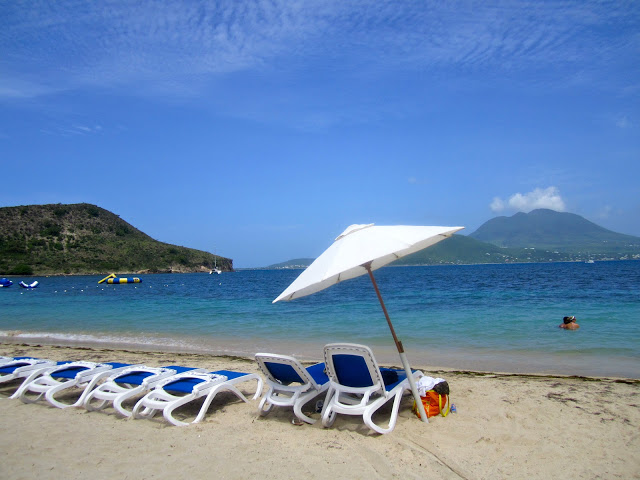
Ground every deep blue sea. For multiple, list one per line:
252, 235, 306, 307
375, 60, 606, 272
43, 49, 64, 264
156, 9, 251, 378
1, 261, 638, 378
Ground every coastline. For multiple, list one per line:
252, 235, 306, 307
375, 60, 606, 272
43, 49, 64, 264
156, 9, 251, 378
3, 258, 638, 277
1, 342, 639, 479
2, 333, 637, 380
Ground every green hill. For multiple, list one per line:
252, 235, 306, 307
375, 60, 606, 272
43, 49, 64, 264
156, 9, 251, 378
394, 235, 510, 265
267, 258, 314, 269
469, 209, 640, 253
271, 210, 640, 268
394, 234, 589, 265
0, 203, 231, 275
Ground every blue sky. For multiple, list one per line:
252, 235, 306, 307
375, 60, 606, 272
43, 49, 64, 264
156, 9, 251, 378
1, 1, 638, 268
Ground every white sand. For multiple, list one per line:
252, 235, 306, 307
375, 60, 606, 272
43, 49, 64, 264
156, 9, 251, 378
1, 343, 638, 479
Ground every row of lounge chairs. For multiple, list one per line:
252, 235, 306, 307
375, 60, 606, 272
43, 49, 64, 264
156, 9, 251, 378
0, 357, 262, 426
0, 343, 424, 434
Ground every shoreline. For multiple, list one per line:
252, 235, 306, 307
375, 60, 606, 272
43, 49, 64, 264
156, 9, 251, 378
1, 342, 638, 479
2, 341, 638, 384
2, 333, 638, 380
3, 258, 638, 277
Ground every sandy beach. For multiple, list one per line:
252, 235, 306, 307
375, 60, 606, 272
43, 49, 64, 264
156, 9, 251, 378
0, 342, 638, 480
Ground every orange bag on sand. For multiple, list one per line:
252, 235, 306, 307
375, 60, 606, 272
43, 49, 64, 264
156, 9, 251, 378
412, 390, 450, 418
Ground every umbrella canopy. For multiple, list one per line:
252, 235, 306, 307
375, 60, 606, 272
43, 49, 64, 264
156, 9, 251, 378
273, 223, 464, 424
273, 224, 464, 303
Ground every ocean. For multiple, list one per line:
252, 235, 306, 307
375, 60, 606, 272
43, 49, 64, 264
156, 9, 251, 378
1, 261, 638, 378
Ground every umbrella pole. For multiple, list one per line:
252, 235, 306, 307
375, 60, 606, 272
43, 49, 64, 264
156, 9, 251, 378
365, 265, 429, 423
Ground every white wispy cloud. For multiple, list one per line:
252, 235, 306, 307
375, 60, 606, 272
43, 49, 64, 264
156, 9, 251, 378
491, 187, 567, 213
1, 0, 636, 101
41, 123, 103, 137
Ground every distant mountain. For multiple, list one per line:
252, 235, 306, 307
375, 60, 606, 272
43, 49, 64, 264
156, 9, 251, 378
469, 209, 640, 253
0, 203, 232, 275
272, 210, 640, 268
394, 235, 513, 265
267, 258, 314, 269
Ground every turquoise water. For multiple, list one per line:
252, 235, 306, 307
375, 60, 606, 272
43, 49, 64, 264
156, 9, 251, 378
1, 261, 638, 378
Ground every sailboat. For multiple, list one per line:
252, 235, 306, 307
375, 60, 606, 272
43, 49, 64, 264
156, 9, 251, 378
210, 251, 222, 275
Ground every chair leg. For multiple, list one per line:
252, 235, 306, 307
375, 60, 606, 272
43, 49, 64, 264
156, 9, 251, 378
44, 381, 79, 408
112, 387, 146, 417
20, 377, 65, 405
188, 383, 247, 425
363, 389, 405, 434
71, 372, 113, 408
293, 389, 328, 425
321, 387, 337, 428
131, 393, 164, 420
85, 396, 110, 411
293, 400, 316, 424
9, 369, 51, 400
258, 392, 274, 416
163, 394, 197, 427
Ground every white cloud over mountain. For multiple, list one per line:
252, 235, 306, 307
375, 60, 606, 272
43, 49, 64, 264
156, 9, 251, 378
491, 187, 566, 213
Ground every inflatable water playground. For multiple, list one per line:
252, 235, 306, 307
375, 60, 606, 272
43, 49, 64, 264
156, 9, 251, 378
98, 274, 142, 285
1, 278, 39, 288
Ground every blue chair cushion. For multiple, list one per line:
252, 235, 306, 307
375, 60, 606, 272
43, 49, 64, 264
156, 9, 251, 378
0, 360, 70, 374
115, 371, 156, 385
212, 370, 248, 381
0, 362, 31, 374
162, 370, 247, 393
51, 362, 131, 380
51, 366, 91, 379
264, 362, 304, 385
332, 354, 374, 388
115, 366, 197, 386
163, 377, 207, 394
306, 362, 329, 385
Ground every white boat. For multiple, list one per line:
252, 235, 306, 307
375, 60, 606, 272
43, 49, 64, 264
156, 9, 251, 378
210, 251, 222, 274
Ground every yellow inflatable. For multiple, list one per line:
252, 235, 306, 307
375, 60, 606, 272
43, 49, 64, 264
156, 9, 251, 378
98, 274, 142, 284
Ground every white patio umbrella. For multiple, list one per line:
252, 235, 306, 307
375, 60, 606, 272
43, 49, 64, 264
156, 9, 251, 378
273, 223, 464, 423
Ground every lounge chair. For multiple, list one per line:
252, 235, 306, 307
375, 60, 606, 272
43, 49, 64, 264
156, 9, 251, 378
0, 356, 14, 365
321, 343, 424, 434
0, 356, 34, 367
0, 357, 60, 390
83, 365, 204, 417
131, 369, 263, 426
15, 361, 133, 408
255, 353, 330, 424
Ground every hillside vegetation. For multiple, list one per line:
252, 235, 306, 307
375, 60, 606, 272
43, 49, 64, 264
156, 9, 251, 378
0, 203, 231, 275
267, 258, 315, 269
271, 210, 640, 268
470, 209, 640, 252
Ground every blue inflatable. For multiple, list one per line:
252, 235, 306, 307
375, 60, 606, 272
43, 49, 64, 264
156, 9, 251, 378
0, 278, 13, 287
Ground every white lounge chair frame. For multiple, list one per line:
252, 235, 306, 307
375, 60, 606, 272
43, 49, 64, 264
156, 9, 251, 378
83, 365, 193, 417
15, 361, 134, 408
0, 356, 14, 366
1, 358, 58, 391
321, 343, 424, 434
132, 370, 263, 426
255, 353, 330, 424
